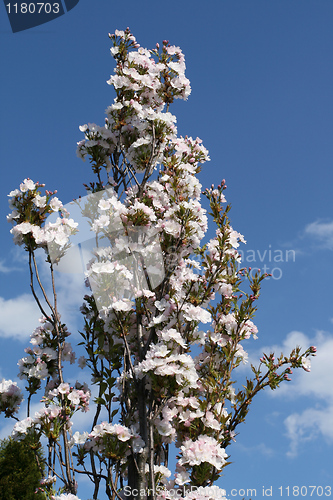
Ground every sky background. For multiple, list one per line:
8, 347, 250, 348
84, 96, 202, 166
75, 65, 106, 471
0, 1, 333, 499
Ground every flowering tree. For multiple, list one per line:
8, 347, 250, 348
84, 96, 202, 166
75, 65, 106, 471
1, 29, 316, 500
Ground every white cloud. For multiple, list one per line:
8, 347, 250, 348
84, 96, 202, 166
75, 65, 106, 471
52, 271, 86, 329
261, 330, 333, 402
0, 244, 98, 343
304, 220, 333, 250
252, 329, 333, 457
284, 406, 333, 458
0, 294, 41, 341
282, 331, 333, 457
0, 417, 15, 441
0, 260, 22, 273
0, 249, 87, 342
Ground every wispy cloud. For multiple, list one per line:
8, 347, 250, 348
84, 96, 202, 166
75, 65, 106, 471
238, 329, 333, 457
304, 220, 333, 250
257, 330, 333, 457
282, 332, 333, 457
0, 260, 22, 273
0, 294, 41, 341
279, 219, 333, 256
0, 246, 86, 342
266, 330, 333, 402
234, 441, 275, 458
15, 249, 86, 335
0, 247, 29, 271
284, 406, 333, 458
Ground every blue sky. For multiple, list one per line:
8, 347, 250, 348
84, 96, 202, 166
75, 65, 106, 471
0, 1, 333, 499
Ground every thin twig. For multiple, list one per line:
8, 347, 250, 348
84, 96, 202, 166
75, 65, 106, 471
32, 252, 56, 315
28, 250, 53, 323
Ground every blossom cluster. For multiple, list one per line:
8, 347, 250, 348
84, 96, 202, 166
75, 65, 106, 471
0, 379, 23, 417
7, 178, 77, 252
12, 382, 90, 442
179, 434, 227, 471
77, 29, 191, 173
134, 343, 199, 389
80, 421, 145, 460
153, 392, 230, 448
82, 189, 164, 309
46, 381, 91, 413
18, 318, 75, 393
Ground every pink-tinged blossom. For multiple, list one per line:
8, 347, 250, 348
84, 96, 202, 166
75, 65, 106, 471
159, 328, 187, 348
110, 46, 119, 56
11, 221, 34, 235
217, 313, 237, 335
216, 281, 233, 297
33, 194, 47, 208
113, 424, 133, 441
28, 361, 49, 379
0, 379, 24, 416
154, 418, 176, 439
51, 382, 90, 412
8, 188, 20, 198
112, 299, 133, 312
34, 405, 61, 424
12, 416, 34, 438
114, 29, 125, 38
178, 408, 204, 427
235, 344, 249, 364
8, 205, 78, 249
78, 356, 87, 369
18, 320, 58, 382
58, 383, 70, 394
69, 431, 89, 447
174, 469, 190, 485
62, 342, 76, 364
19, 178, 36, 192
178, 435, 227, 470
145, 464, 171, 484
228, 228, 246, 248
49, 196, 63, 211
202, 411, 221, 431
40, 475, 57, 486
67, 390, 82, 405
183, 304, 211, 324
6, 210, 20, 222
302, 357, 311, 372
240, 319, 258, 339
135, 345, 199, 389
87, 421, 144, 454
